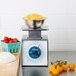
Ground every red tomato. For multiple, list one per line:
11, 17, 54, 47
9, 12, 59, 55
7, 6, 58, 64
4, 40, 9, 43
8, 38, 13, 41
13, 38, 18, 42
9, 40, 13, 43
4, 36, 9, 41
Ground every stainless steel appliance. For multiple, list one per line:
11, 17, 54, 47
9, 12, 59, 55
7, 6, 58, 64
24, 19, 45, 29
21, 25, 49, 76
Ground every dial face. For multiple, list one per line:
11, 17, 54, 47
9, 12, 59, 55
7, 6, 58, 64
29, 46, 41, 59
22, 40, 48, 66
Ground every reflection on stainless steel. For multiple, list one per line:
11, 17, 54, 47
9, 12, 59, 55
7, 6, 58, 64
25, 19, 45, 29
22, 67, 49, 76
30, 70, 42, 76
49, 70, 76, 76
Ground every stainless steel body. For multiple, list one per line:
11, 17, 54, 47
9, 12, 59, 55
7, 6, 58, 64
21, 26, 48, 39
21, 27, 49, 66
28, 30, 41, 39
21, 25, 49, 76
22, 67, 49, 76
21, 36, 49, 67
25, 19, 45, 29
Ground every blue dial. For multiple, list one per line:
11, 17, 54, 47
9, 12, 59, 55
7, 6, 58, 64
29, 46, 41, 59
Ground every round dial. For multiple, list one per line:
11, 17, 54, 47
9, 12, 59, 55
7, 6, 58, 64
33, 51, 38, 55
29, 46, 41, 59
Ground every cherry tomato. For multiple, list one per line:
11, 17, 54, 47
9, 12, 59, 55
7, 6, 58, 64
69, 63, 75, 70
8, 38, 13, 41
4, 36, 9, 41
4, 40, 9, 43
9, 40, 13, 43
13, 38, 18, 42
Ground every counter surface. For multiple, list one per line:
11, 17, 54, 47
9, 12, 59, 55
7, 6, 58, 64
0, 45, 21, 76
19, 51, 76, 76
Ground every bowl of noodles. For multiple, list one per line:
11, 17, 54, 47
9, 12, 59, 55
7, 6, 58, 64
23, 13, 47, 29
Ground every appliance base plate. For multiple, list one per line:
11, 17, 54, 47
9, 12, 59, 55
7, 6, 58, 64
22, 67, 49, 76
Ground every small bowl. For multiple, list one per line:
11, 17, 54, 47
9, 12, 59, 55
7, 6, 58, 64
24, 19, 45, 29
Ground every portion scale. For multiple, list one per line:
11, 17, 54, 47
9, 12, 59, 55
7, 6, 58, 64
21, 25, 49, 76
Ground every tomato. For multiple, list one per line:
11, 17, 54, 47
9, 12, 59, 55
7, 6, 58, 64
62, 61, 68, 71
57, 65, 63, 73
4, 36, 9, 41
69, 63, 75, 70
3, 37, 18, 43
52, 66, 59, 75
4, 40, 9, 43
9, 40, 13, 43
49, 65, 55, 72
13, 38, 18, 42
8, 38, 13, 41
